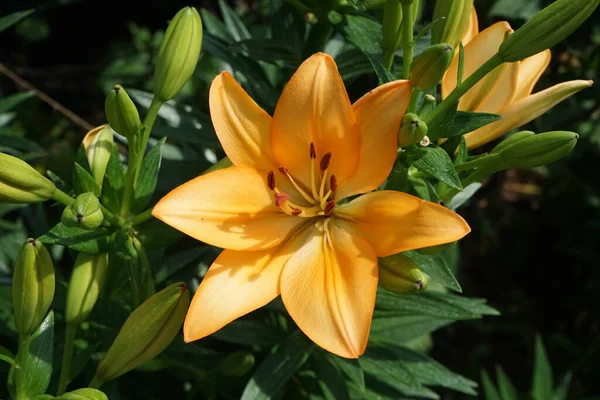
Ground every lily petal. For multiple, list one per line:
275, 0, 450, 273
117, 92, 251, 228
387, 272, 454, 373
514, 50, 551, 102
334, 191, 471, 257
473, 61, 519, 113
271, 53, 360, 189
209, 72, 277, 172
462, 6, 479, 45
82, 125, 106, 150
464, 80, 593, 149
336, 80, 412, 200
152, 166, 303, 251
280, 221, 378, 358
443, 22, 513, 111
184, 243, 291, 342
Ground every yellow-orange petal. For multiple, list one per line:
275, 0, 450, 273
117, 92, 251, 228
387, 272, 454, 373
152, 166, 304, 251
514, 50, 551, 102
443, 22, 513, 111
464, 79, 593, 149
462, 6, 479, 46
280, 221, 378, 359
82, 125, 106, 150
334, 191, 471, 257
209, 72, 278, 172
472, 61, 520, 113
270, 53, 360, 190
336, 80, 412, 200
183, 244, 291, 342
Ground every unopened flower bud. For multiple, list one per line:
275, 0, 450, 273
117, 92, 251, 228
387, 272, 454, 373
96, 282, 190, 381
0, 152, 56, 204
419, 94, 437, 118
499, 0, 599, 62
153, 7, 203, 102
83, 125, 114, 189
499, 131, 578, 169
398, 113, 428, 147
61, 193, 104, 230
379, 253, 428, 295
216, 351, 255, 377
59, 388, 108, 400
65, 252, 109, 325
12, 239, 55, 336
490, 131, 534, 154
105, 85, 141, 140
383, 0, 403, 54
410, 43, 453, 91
432, 0, 474, 48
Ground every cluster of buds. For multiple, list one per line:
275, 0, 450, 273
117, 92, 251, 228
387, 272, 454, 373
61, 193, 104, 230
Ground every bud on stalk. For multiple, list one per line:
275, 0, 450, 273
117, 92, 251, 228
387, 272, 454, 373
410, 43, 453, 91
83, 125, 114, 189
153, 7, 203, 102
105, 85, 141, 140
379, 253, 428, 295
0, 153, 56, 204
59, 388, 108, 400
61, 193, 104, 230
499, 0, 600, 62
398, 113, 428, 147
498, 131, 578, 169
12, 239, 55, 336
491, 131, 535, 154
96, 282, 190, 381
65, 252, 109, 325
432, 0, 474, 48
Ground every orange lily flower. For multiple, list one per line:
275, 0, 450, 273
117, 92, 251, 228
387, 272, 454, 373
442, 8, 593, 150
152, 53, 471, 358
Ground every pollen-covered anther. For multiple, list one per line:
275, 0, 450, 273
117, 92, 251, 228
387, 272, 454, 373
291, 208, 302, 216
310, 142, 316, 159
320, 152, 332, 171
267, 171, 276, 190
329, 175, 338, 192
323, 201, 336, 216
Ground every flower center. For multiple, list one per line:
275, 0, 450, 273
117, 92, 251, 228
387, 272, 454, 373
267, 142, 337, 218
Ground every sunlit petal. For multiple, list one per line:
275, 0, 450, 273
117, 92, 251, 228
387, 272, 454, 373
462, 6, 479, 45
473, 61, 519, 113
514, 50, 551, 101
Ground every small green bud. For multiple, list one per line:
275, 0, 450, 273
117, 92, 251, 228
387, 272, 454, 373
65, 252, 109, 325
0, 152, 56, 204
61, 193, 104, 230
379, 253, 428, 295
216, 351, 255, 377
498, 131, 578, 169
12, 239, 55, 336
499, 0, 600, 62
58, 388, 108, 400
490, 131, 535, 154
153, 7, 203, 102
398, 113, 428, 147
105, 85, 141, 140
410, 44, 453, 91
83, 125, 114, 189
383, 0, 403, 54
432, 0, 474, 48
96, 282, 190, 381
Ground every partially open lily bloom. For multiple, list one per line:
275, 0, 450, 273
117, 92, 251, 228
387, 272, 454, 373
153, 53, 471, 358
442, 7, 593, 150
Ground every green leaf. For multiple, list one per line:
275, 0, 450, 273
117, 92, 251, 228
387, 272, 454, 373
552, 372, 572, 400
132, 138, 165, 214
442, 111, 503, 139
426, 103, 457, 141
370, 315, 452, 344
408, 177, 439, 202
446, 182, 482, 211
75, 144, 92, 173
47, 170, 73, 195
230, 39, 301, 69
329, 356, 365, 392
457, 41, 465, 84
200, 8, 234, 42
496, 366, 519, 400
73, 163, 99, 196
360, 347, 419, 391
16, 311, 54, 398
241, 330, 313, 400
0, 91, 34, 113
38, 223, 111, 253
101, 145, 125, 214
455, 136, 468, 165
337, 49, 374, 83
0, 345, 15, 366
0, 129, 45, 154
312, 352, 350, 400
340, 13, 383, 55
481, 369, 502, 400
365, 52, 396, 85
212, 320, 284, 347
532, 335, 553, 400
413, 146, 462, 190
59, 388, 109, 400
404, 250, 462, 292
219, 0, 251, 42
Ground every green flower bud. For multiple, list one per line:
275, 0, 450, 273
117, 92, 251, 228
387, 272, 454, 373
96, 282, 190, 381
153, 7, 203, 102
498, 0, 600, 62
410, 43, 453, 91
432, 0, 474, 48
379, 253, 428, 295
0, 152, 56, 204
105, 85, 141, 140
83, 125, 114, 189
383, 0, 403, 54
216, 351, 255, 377
65, 252, 109, 325
418, 94, 437, 118
58, 388, 108, 400
61, 193, 104, 230
490, 131, 535, 154
12, 239, 55, 336
498, 131, 578, 169
398, 113, 428, 147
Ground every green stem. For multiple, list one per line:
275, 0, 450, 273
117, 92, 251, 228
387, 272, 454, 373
401, 3, 414, 80
52, 188, 75, 207
100, 205, 122, 227
15, 334, 30, 400
57, 324, 77, 395
132, 208, 154, 226
407, 89, 420, 114
424, 54, 503, 125
88, 375, 103, 389
303, 20, 334, 58
383, 50, 395, 72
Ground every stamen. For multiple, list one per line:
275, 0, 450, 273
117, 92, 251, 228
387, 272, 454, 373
310, 142, 316, 159
320, 153, 331, 171
267, 171, 276, 190
279, 166, 318, 205
323, 201, 336, 216
329, 175, 337, 192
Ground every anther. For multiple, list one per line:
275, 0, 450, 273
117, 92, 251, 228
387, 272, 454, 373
329, 175, 338, 192
310, 142, 316, 159
323, 201, 336, 216
267, 171, 276, 190
291, 209, 302, 216
278, 166, 289, 175
320, 153, 331, 171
